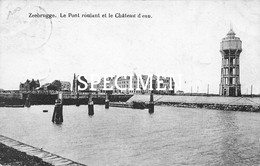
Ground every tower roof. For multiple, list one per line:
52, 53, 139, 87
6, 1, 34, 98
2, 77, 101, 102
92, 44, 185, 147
227, 29, 236, 36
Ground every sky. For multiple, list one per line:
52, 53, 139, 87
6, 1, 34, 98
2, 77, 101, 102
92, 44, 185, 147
0, 0, 260, 94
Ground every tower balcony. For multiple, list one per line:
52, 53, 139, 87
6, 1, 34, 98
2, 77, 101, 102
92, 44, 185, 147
221, 40, 242, 51
222, 73, 239, 77
223, 64, 239, 67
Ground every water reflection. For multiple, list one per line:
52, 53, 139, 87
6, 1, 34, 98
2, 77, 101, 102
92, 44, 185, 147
53, 123, 63, 128
216, 111, 260, 165
216, 111, 239, 165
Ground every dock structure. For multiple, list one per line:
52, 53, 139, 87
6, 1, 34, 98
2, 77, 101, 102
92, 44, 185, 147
148, 92, 154, 114
76, 92, 80, 106
0, 135, 86, 166
105, 93, 109, 109
52, 92, 63, 124
25, 94, 31, 108
52, 99, 63, 124
109, 102, 133, 108
88, 93, 94, 116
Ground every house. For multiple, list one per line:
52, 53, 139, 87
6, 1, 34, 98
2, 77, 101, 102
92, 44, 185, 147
20, 79, 40, 91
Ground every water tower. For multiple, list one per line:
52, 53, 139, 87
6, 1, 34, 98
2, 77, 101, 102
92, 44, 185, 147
219, 29, 242, 96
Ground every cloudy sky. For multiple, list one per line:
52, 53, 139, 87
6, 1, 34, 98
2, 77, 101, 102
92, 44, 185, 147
0, 0, 260, 94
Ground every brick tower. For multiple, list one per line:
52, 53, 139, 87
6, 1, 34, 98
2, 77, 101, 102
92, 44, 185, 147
219, 29, 242, 96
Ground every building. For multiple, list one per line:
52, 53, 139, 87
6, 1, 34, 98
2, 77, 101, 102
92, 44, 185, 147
60, 81, 71, 91
97, 74, 174, 94
38, 80, 71, 91
20, 79, 40, 91
155, 76, 174, 95
98, 76, 114, 93
40, 83, 51, 91
219, 28, 242, 96
72, 74, 92, 92
176, 90, 184, 95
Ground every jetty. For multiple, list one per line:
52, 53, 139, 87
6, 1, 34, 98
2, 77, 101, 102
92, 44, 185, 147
0, 135, 86, 166
126, 94, 260, 112
110, 94, 153, 110
0, 91, 133, 106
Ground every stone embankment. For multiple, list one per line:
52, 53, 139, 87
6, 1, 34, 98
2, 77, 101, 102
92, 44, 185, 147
0, 135, 86, 166
127, 95, 260, 112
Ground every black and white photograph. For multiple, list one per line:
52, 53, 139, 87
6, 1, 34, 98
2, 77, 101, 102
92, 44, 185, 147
0, 0, 260, 165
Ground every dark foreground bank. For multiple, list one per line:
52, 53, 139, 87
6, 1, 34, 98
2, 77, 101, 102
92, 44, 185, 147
0, 135, 86, 166
0, 143, 52, 166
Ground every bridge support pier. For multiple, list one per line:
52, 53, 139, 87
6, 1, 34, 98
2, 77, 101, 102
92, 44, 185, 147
88, 93, 94, 116
25, 94, 31, 108
148, 92, 154, 114
105, 93, 109, 109
52, 93, 63, 124
76, 92, 80, 107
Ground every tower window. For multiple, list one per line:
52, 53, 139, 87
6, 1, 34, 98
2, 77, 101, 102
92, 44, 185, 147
230, 68, 233, 75
236, 59, 239, 65
230, 58, 233, 65
225, 59, 229, 65
230, 78, 233, 84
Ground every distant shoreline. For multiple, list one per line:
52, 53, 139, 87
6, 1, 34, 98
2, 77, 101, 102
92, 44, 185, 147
1, 92, 260, 112
154, 102, 260, 112
127, 94, 260, 112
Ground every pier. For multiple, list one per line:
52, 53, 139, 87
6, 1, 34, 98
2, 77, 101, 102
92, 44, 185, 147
0, 135, 86, 166
0, 91, 133, 106
127, 94, 260, 112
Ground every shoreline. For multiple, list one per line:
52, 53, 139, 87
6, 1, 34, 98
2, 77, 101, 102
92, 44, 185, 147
0, 93, 132, 106
1, 93, 260, 112
154, 101, 260, 112
127, 94, 260, 112
0, 143, 52, 166
0, 135, 86, 166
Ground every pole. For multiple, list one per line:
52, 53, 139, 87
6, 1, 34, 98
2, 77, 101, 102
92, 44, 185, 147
25, 93, 31, 108
105, 93, 109, 109
88, 93, 94, 116
251, 85, 253, 98
148, 92, 154, 114
52, 93, 63, 124
76, 92, 80, 106
207, 84, 209, 96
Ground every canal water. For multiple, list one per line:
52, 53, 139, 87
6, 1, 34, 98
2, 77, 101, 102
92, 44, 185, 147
0, 105, 260, 165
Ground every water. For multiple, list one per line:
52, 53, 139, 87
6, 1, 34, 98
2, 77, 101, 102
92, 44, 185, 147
0, 105, 260, 165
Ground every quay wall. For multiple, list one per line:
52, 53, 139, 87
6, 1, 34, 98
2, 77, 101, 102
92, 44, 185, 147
0, 135, 85, 166
0, 92, 132, 106
127, 94, 260, 112
0, 92, 24, 106
128, 94, 260, 106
